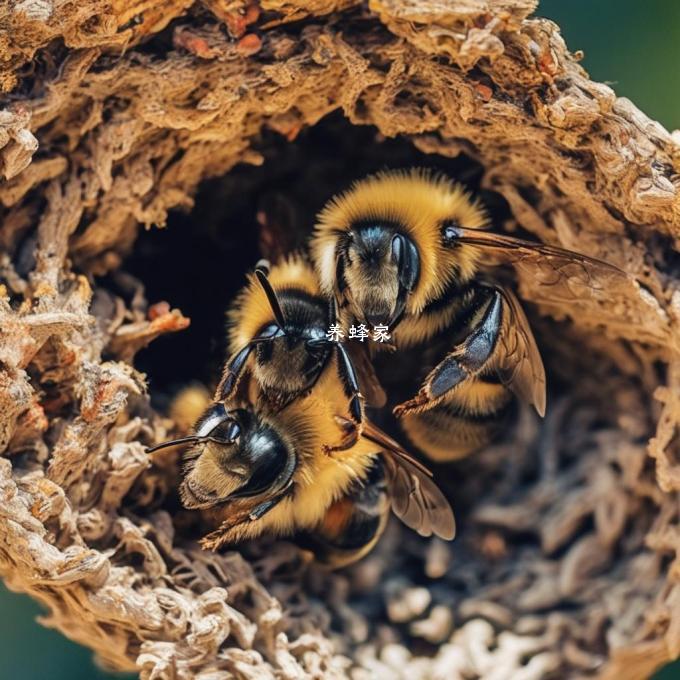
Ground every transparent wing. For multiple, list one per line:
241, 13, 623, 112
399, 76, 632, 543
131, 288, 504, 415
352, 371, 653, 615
345, 341, 387, 408
496, 286, 547, 417
451, 226, 673, 369
362, 421, 455, 540
452, 227, 634, 307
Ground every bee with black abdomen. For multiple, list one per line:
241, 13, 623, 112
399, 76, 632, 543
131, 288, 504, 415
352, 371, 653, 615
311, 169, 632, 461
147, 374, 455, 566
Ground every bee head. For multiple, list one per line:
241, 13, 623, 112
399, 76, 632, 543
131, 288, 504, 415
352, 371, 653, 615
340, 220, 420, 328
312, 170, 488, 323
254, 329, 328, 395
149, 403, 297, 510
251, 266, 331, 395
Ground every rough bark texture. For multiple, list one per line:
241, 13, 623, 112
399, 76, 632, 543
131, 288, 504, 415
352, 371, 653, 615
1, 1, 680, 678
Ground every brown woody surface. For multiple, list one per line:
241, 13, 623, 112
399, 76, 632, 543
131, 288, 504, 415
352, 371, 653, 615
1, 0, 679, 678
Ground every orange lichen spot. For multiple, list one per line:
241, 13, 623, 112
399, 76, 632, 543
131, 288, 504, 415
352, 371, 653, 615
479, 530, 508, 560
204, 0, 259, 36
236, 33, 262, 57
538, 49, 559, 78
225, 12, 247, 38
173, 28, 221, 59
148, 301, 171, 321
244, 3, 260, 25
150, 309, 191, 334
474, 82, 493, 102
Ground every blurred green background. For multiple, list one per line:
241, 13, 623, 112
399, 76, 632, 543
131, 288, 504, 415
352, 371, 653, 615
544, 0, 680, 130
1, 1, 678, 678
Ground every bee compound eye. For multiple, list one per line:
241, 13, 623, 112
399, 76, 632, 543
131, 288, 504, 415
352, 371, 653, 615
391, 233, 403, 264
210, 420, 241, 444
230, 430, 293, 498
194, 402, 229, 438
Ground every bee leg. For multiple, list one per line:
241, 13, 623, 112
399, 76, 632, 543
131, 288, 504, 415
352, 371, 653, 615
318, 300, 364, 427
217, 328, 282, 400
394, 288, 502, 418
200, 493, 290, 551
321, 342, 364, 454
334, 341, 364, 425
217, 344, 254, 400
248, 494, 286, 521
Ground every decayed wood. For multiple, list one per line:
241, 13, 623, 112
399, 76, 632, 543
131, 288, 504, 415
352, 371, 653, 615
1, 1, 680, 678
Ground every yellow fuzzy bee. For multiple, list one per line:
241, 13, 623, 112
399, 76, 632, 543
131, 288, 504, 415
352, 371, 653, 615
311, 169, 629, 461
148, 256, 454, 568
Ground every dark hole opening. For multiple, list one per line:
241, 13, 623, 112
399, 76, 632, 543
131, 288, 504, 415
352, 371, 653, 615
120, 111, 609, 524
109, 112, 651, 656
125, 111, 497, 406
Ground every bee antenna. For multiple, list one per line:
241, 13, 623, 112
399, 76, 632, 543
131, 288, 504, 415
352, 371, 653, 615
145, 435, 203, 453
254, 266, 287, 329
254, 258, 271, 274
329, 295, 338, 326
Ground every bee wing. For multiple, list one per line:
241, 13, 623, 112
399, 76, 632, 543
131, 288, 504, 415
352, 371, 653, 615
451, 227, 634, 304
362, 421, 455, 541
452, 228, 677, 352
345, 341, 387, 408
496, 286, 547, 417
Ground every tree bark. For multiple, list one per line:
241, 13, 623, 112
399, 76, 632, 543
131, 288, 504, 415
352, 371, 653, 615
1, 1, 679, 678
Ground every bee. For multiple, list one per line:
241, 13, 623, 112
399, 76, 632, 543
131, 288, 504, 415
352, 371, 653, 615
146, 250, 454, 566
310, 169, 630, 461
147, 375, 455, 566
220, 254, 382, 452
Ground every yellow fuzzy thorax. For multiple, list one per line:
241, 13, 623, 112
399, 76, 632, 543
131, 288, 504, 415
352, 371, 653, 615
228, 254, 320, 352
265, 365, 377, 533
311, 169, 488, 314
